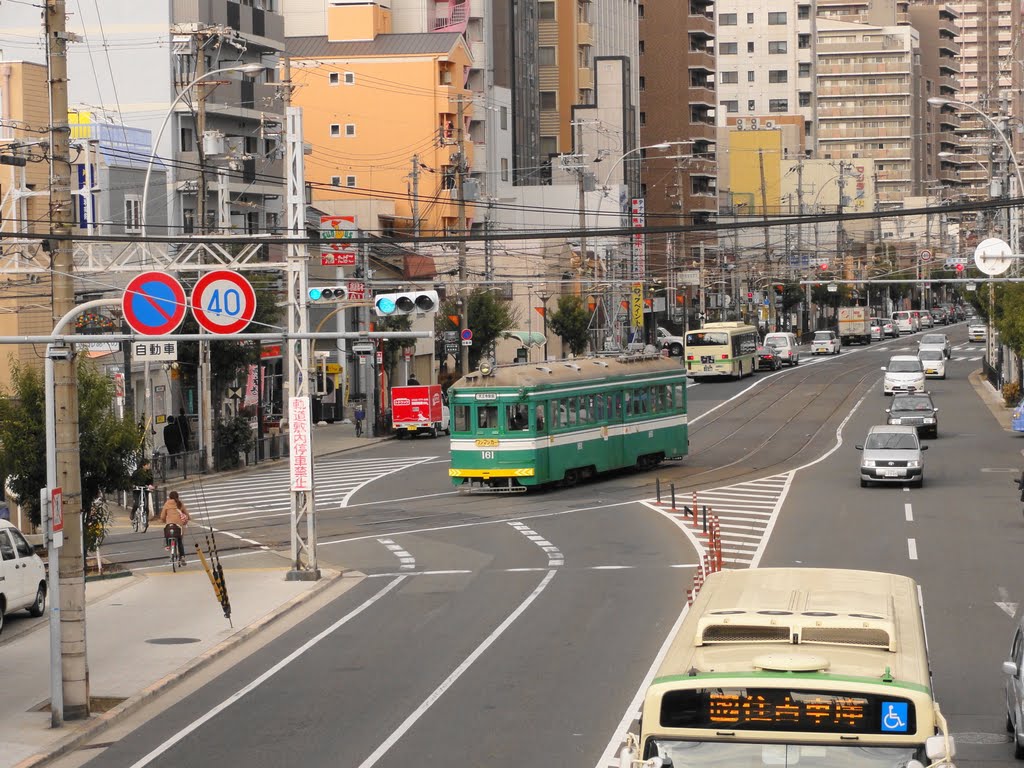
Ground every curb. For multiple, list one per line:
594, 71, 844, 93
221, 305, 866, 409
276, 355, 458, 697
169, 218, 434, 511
968, 369, 1015, 431
13, 568, 355, 768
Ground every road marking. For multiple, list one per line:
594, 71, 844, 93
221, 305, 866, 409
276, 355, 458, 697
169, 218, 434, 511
905, 503, 913, 522
357, 570, 558, 768
908, 538, 918, 560
125, 576, 407, 768
378, 538, 416, 570
508, 521, 564, 566
997, 587, 1019, 618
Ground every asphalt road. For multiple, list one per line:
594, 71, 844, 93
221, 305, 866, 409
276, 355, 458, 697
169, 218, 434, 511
55, 322, 1024, 768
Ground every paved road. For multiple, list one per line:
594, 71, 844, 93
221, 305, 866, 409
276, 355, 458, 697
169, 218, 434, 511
52, 322, 1024, 767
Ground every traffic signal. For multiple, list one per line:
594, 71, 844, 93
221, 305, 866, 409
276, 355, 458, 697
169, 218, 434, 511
819, 262, 829, 271
747, 291, 754, 300
0, 155, 27, 167
373, 289, 439, 316
308, 286, 349, 303
955, 263, 965, 273
775, 284, 784, 295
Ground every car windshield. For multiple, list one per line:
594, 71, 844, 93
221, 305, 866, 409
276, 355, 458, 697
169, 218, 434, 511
647, 741, 919, 768
686, 331, 729, 346
921, 335, 944, 344
888, 360, 922, 373
865, 432, 919, 450
892, 396, 934, 412
919, 349, 942, 360
813, 332, 832, 341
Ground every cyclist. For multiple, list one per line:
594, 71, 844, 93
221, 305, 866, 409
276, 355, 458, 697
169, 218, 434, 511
159, 490, 190, 566
354, 402, 365, 438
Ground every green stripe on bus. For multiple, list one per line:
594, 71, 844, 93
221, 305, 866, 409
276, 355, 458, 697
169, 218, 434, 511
651, 670, 930, 695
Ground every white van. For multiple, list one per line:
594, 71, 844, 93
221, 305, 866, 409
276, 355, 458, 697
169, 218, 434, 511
0, 519, 47, 634
881, 355, 926, 395
891, 310, 918, 335
763, 332, 800, 367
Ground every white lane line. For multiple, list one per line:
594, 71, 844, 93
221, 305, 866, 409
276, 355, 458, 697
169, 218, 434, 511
908, 538, 918, 560
905, 503, 913, 522
357, 570, 558, 768
367, 570, 471, 577
507, 521, 564, 567
127, 576, 408, 768
377, 538, 416, 570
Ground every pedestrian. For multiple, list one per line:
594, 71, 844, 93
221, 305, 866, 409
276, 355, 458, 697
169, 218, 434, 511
159, 490, 190, 566
163, 416, 181, 469
407, 375, 420, 385
176, 408, 191, 452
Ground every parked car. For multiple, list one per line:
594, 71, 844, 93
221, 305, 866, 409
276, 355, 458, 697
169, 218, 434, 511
968, 321, 987, 342
756, 344, 782, 371
656, 326, 686, 357
0, 519, 47, 635
881, 355, 926, 396
918, 349, 946, 380
812, 330, 841, 355
871, 317, 897, 340
886, 392, 939, 438
856, 424, 928, 488
763, 332, 800, 367
891, 310, 919, 335
918, 333, 951, 359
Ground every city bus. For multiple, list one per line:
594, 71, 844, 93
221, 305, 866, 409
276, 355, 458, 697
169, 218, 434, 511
684, 321, 759, 379
447, 354, 687, 492
622, 568, 956, 768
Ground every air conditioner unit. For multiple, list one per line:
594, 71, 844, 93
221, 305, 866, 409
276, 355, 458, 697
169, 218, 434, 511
763, 119, 776, 130
735, 118, 746, 130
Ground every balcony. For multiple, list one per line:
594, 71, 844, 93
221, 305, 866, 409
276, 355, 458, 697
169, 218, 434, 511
433, 0, 469, 32
578, 67, 594, 90
577, 22, 593, 46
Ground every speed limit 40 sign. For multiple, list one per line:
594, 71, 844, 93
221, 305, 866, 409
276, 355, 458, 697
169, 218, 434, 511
190, 270, 257, 334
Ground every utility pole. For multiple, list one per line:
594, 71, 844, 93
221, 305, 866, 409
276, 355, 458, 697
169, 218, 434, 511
195, 30, 208, 232
410, 153, 420, 239
698, 241, 706, 327
47, 0, 89, 722
758, 149, 773, 330
456, 97, 470, 375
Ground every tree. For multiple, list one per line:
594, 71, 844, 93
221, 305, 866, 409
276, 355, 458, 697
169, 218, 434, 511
549, 294, 590, 356
992, 283, 1024, 352
436, 288, 519, 371
0, 360, 145, 535
376, 314, 414, 389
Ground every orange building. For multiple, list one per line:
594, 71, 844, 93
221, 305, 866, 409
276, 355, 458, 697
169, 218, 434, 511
288, 2, 474, 237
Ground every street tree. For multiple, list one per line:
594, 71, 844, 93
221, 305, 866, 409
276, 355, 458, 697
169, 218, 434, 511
0, 360, 145, 542
549, 294, 590, 356
992, 283, 1024, 352
437, 288, 519, 372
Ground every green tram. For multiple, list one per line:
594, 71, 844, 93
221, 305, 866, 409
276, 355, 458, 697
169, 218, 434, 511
448, 354, 688, 493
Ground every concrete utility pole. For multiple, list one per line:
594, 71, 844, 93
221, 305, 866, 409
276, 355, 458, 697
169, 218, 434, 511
758, 149, 773, 330
575, 118, 588, 293
698, 241, 706, 327
46, 0, 89, 721
456, 97, 470, 375
410, 153, 420, 239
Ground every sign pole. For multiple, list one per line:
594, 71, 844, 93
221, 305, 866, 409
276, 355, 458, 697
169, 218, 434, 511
43, 352, 63, 727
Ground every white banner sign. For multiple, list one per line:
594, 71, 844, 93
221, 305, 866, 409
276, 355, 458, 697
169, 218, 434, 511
132, 340, 178, 362
288, 396, 313, 492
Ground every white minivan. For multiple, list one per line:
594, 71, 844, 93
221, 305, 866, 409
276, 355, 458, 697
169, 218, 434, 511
891, 310, 919, 335
0, 519, 47, 634
881, 355, 926, 396
763, 332, 800, 367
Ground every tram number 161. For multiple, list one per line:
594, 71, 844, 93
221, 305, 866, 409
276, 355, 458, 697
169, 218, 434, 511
481, 450, 495, 459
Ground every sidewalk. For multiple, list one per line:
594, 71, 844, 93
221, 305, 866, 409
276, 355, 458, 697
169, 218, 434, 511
2, 556, 362, 768
969, 368, 1016, 432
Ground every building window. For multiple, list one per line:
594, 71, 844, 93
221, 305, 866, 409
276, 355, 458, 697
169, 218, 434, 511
500, 106, 508, 130
721, 100, 739, 113
538, 1, 555, 18
345, 72, 355, 85
501, 158, 509, 181
540, 91, 557, 109
639, 75, 645, 91
539, 46, 556, 66
639, 111, 646, 126
798, 33, 810, 48
266, 212, 279, 233
798, 4, 810, 18
124, 195, 142, 233
180, 126, 194, 153
346, 175, 357, 187
799, 62, 811, 77
719, 42, 738, 54
747, 99, 756, 110
331, 176, 341, 186
748, 70, 755, 82
638, 3, 644, 17
768, 41, 788, 54
345, 124, 356, 137
183, 208, 195, 234
746, 12, 754, 23
799, 91, 811, 106
720, 71, 738, 84
747, 41, 754, 53
246, 212, 259, 235
329, 72, 339, 85
769, 70, 788, 83
330, 124, 340, 137
768, 11, 787, 24
639, 40, 645, 54
719, 12, 737, 24
769, 99, 789, 112
540, 136, 558, 156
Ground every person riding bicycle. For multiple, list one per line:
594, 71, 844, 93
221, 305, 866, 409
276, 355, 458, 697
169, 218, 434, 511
354, 402, 366, 437
160, 490, 190, 566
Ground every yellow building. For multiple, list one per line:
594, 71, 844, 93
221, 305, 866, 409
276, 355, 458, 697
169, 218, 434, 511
0, 61, 54, 389
288, 2, 474, 237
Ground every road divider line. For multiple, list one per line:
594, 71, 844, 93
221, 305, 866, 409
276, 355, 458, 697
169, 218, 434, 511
908, 538, 918, 560
905, 503, 913, 522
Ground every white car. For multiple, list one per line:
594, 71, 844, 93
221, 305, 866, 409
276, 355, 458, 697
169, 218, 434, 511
881, 355, 926, 396
968, 321, 987, 342
763, 332, 800, 366
918, 349, 946, 379
918, 333, 951, 359
656, 326, 686, 357
0, 519, 47, 634
812, 330, 840, 355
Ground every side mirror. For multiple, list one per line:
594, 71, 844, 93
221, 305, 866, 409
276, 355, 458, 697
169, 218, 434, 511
1004, 660, 1019, 677
880, 366, 887, 371
921, 445, 929, 450
885, 409, 891, 414
855, 445, 864, 450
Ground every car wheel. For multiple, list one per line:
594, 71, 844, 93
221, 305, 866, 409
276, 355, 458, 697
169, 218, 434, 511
28, 583, 45, 617
1016, 721, 1024, 759
860, 478, 869, 488
914, 478, 924, 488
670, 342, 683, 357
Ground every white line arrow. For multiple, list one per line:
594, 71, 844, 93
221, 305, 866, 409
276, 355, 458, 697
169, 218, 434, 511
997, 587, 1018, 618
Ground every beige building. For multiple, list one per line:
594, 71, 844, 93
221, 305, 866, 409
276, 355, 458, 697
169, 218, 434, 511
0, 61, 54, 388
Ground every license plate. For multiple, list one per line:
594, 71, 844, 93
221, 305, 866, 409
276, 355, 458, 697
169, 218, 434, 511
817, 347, 828, 353
882, 469, 903, 477
703, 365, 714, 372
925, 368, 937, 374
407, 426, 418, 431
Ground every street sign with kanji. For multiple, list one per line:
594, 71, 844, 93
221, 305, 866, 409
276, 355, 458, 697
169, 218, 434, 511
122, 272, 187, 336
51, 487, 63, 548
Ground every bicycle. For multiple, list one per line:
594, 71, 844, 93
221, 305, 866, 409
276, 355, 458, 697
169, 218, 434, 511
129, 485, 153, 533
354, 407, 365, 437
164, 523, 184, 572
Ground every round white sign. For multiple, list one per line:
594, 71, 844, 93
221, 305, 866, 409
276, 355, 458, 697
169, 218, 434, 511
191, 270, 257, 334
974, 237, 1013, 276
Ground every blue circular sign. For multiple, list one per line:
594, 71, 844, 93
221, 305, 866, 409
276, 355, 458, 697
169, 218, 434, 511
122, 272, 187, 336
461, 329, 473, 341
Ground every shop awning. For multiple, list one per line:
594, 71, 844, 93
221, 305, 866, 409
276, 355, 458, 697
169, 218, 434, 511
504, 330, 546, 347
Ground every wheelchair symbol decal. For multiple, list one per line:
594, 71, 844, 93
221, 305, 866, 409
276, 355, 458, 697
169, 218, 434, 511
881, 702, 909, 732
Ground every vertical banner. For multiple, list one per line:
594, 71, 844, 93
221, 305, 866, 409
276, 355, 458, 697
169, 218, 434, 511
631, 282, 644, 340
320, 215, 358, 266
288, 396, 313, 491
631, 198, 646, 279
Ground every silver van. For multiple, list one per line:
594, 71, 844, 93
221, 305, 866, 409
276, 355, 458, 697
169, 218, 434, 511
891, 310, 919, 335
763, 332, 799, 367
855, 424, 927, 488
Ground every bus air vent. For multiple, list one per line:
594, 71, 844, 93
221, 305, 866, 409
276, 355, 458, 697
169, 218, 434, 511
753, 653, 830, 672
801, 626, 892, 648
701, 625, 790, 643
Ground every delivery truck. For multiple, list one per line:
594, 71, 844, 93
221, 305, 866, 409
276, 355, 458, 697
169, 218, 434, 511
390, 384, 450, 438
838, 306, 872, 346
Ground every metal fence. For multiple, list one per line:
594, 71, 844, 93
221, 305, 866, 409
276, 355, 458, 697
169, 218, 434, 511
152, 433, 291, 484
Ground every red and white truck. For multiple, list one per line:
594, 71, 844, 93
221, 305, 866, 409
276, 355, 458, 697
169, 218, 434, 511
838, 306, 872, 346
390, 384, 450, 439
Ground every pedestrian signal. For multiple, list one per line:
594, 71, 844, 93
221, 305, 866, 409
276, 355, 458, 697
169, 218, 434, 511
373, 290, 439, 316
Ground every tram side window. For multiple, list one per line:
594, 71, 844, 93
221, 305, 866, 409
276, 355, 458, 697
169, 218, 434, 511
556, 398, 569, 429
567, 397, 578, 426
478, 405, 498, 430
535, 404, 547, 432
673, 384, 685, 411
595, 395, 605, 422
610, 393, 621, 419
454, 405, 471, 432
506, 404, 529, 431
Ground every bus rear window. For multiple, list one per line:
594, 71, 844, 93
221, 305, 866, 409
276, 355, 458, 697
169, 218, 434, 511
686, 332, 729, 346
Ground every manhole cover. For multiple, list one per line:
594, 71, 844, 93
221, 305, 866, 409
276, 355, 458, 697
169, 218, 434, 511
951, 732, 1011, 745
145, 637, 201, 645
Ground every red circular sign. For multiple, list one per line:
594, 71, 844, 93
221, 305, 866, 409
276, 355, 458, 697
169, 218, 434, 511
190, 270, 257, 334
122, 271, 187, 336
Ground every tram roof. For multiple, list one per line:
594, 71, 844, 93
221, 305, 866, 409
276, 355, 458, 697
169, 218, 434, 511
449, 355, 686, 393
